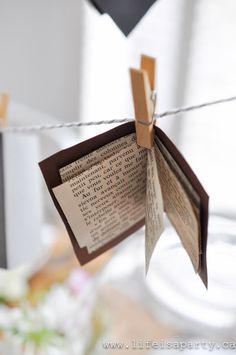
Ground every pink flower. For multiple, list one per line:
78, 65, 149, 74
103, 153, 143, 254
66, 269, 90, 296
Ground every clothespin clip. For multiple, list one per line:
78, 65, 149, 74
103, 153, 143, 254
130, 55, 157, 149
0, 93, 9, 128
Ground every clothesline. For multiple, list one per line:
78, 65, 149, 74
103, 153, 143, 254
1, 94, 236, 133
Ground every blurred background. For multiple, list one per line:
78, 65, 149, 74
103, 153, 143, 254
1, 0, 236, 354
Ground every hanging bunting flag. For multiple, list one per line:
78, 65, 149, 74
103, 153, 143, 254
89, 0, 157, 36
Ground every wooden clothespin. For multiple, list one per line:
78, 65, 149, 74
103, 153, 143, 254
130, 55, 157, 149
0, 93, 9, 128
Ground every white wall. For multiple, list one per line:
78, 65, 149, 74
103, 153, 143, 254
180, 0, 236, 216
79, 0, 193, 143
0, 0, 83, 121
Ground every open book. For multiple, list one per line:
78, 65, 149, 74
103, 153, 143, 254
39, 122, 208, 287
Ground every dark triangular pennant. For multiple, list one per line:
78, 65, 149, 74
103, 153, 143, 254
89, 0, 157, 36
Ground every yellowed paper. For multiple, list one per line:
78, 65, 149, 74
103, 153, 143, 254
145, 148, 164, 273
53, 141, 147, 253
155, 137, 202, 270
154, 137, 200, 208
60, 133, 136, 182
154, 142, 200, 272
52, 183, 89, 248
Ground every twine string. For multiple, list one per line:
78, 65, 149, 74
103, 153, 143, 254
1, 95, 236, 133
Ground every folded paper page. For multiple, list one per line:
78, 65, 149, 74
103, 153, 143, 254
154, 125, 208, 287
53, 139, 147, 254
60, 133, 136, 183
154, 142, 200, 272
145, 147, 164, 273
154, 136, 201, 270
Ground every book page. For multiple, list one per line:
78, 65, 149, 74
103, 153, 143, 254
154, 142, 200, 272
53, 141, 147, 253
155, 137, 202, 272
60, 133, 136, 182
145, 148, 164, 273
155, 136, 202, 263
154, 137, 201, 210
